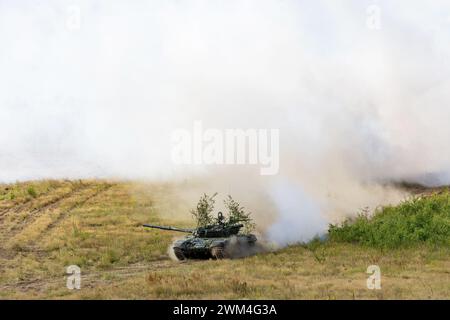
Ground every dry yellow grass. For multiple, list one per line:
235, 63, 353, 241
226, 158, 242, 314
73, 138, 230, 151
0, 180, 448, 299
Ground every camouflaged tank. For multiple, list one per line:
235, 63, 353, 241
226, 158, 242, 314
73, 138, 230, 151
143, 213, 257, 260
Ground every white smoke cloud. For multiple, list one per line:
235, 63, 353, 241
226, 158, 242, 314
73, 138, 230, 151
1, 0, 450, 245
267, 179, 328, 246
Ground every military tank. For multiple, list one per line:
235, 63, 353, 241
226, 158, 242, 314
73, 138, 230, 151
143, 212, 257, 260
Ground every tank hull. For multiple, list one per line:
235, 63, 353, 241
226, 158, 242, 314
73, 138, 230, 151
173, 234, 257, 260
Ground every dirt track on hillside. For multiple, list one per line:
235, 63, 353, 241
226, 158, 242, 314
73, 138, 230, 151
0, 260, 178, 293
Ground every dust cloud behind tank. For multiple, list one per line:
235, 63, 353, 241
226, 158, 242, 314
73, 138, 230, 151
143, 212, 257, 260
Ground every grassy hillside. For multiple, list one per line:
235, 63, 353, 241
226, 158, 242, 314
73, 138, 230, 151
0, 180, 448, 299
329, 190, 450, 248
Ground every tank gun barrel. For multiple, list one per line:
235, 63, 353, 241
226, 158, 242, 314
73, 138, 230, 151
143, 224, 193, 233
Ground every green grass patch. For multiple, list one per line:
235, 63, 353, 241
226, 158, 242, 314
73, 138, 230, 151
27, 186, 37, 198
328, 190, 450, 248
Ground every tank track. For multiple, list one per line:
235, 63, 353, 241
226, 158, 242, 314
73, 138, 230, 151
173, 247, 186, 261
211, 246, 228, 259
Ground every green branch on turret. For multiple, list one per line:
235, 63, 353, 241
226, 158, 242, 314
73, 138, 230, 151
224, 195, 255, 233
190, 193, 217, 227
